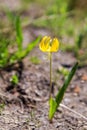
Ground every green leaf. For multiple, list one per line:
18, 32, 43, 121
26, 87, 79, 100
10, 74, 19, 85
49, 97, 57, 121
15, 16, 23, 51
9, 36, 40, 64
56, 62, 78, 106
49, 62, 78, 120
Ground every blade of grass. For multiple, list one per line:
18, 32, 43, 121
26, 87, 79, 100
15, 15, 23, 51
6, 9, 15, 23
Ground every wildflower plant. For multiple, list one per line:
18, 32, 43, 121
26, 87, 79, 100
39, 36, 78, 122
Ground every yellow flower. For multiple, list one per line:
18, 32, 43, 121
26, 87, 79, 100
39, 36, 59, 52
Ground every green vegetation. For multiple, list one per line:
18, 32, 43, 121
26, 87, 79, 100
0, 14, 40, 68
10, 74, 19, 85
49, 62, 78, 121
0, 103, 5, 114
1, 0, 86, 68
30, 56, 40, 65
57, 66, 69, 79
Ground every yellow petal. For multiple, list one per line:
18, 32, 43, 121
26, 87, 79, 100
50, 38, 59, 52
39, 36, 50, 52
39, 36, 47, 52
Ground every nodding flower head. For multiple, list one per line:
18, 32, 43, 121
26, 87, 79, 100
39, 36, 59, 52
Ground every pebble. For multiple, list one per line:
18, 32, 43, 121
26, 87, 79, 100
83, 125, 87, 129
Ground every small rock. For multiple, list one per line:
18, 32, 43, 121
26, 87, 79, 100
81, 74, 87, 81
83, 125, 87, 130
73, 85, 80, 94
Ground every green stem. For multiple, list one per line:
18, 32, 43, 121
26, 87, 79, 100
49, 52, 52, 99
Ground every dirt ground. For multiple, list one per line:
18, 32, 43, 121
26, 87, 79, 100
0, 1, 87, 130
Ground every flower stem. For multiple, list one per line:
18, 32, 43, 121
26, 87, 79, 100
49, 52, 52, 99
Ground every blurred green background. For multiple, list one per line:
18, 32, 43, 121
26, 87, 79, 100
0, 0, 87, 67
